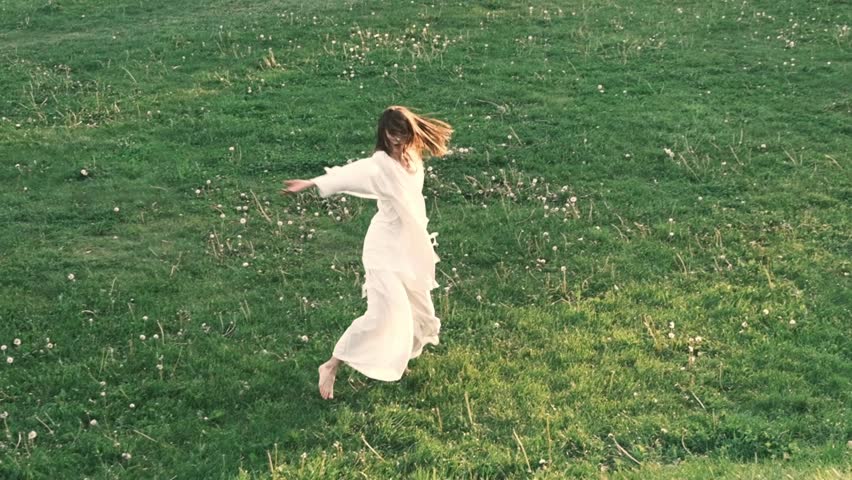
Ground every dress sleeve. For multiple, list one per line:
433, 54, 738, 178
311, 157, 380, 199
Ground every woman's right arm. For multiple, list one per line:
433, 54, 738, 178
308, 157, 380, 199
281, 179, 315, 194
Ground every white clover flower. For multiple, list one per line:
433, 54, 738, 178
741, 321, 749, 328
229, 146, 235, 152
80, 169, 89, 176
664, 148, 675, 158
13, 338, 20, 346
669, 322, 675, 329
277, 220, 283, 226
90, 419, 98, 427
0, 345, 5, 351
561, 266, 567, 272
122, 452, 132, 461
67, 273, 76, 281
667, 332, 675, 339
195, 189, 201, 195
129, 403, 136, 409
113, 206, 120, 213
6, 357, 12, 364
139, 334, 146, 341
239, 218, 247, 225
789, 319, 796, 325
300, 335, 309, 342
28, 431, 37, 440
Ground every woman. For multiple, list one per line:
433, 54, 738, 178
282, 106, 453, 399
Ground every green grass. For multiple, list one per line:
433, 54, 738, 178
0, 0, 850, 478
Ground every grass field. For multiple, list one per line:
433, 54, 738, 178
1, 0, 850, 478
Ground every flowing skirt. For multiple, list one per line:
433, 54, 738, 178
332, 269, 440, 381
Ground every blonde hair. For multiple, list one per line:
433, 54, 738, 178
375, 106, 453, 164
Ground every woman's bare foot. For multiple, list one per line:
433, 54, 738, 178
318, 358, 341, 400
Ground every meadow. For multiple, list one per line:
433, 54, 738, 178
0, 0, 850, 478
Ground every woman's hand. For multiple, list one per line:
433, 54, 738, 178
281, 179, 315, 195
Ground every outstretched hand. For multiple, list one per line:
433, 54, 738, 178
281, 179, 315, 195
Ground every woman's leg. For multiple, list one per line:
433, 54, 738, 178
318, 356, 343, 400
329, 270, 414, 386
405, 283, 441, 359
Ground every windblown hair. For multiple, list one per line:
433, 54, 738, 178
375, 106, 453, 165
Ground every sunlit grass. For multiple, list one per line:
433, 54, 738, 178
0, 0, 850, 478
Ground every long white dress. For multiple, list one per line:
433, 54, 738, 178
311, 150, 441, 381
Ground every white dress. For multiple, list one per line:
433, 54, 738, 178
311, 150, 441, 381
